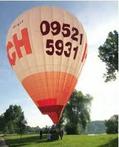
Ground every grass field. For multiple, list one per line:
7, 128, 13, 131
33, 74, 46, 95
4, 134, 118, 147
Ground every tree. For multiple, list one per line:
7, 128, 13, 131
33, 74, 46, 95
0, 105, 27, 134
25, 126, 41, 134
105, 115, 118, 134
98, 30, 118, 82
0, 115, 5, 133
61, 90, 92, 134
16, 112, 27, 137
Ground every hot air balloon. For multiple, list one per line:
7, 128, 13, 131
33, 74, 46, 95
6, 6, 87, 124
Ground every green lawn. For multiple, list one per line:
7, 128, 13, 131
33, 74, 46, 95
4, 134, 118, 147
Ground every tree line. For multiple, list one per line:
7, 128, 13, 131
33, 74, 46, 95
0, 91, 118, 135
0, 90, 92, 135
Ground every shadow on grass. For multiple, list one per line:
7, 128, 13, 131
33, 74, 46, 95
99, 137, 118, 147
5, 134, 52, 147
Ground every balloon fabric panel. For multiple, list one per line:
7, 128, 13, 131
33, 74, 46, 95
22, 72, 77, 123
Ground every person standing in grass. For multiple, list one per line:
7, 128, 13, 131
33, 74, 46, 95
40, 129, 43, 139
59, 129, 64, 140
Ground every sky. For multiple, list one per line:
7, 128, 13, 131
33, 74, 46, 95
0, 1, 118, 127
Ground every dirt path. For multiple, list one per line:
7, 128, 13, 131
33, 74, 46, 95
0, 138, 8, 147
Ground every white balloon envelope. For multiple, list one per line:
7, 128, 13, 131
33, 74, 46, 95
6, 6, 87, 124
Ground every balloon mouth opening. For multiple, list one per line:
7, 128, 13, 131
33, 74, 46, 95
38, 105, 63, 124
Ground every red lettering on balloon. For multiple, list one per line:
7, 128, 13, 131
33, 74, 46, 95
13, 28, 32, 58
81, 43, 87, 62
6, 28, 32, 66
7, 41, 16, 65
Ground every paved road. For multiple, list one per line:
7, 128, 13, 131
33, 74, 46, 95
0, 138, 8, 147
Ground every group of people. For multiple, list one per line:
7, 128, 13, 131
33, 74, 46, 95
47, 125, 64, 141
40, 125, 64, 141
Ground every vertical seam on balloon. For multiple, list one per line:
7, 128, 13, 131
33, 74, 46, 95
51, 7, 55, 100
24, 12, 31, 75
57, 8, 64, 105
62, 11, 74, 94
56, 8, 62, 104
63, 12, 77, 102
38, 8, 45, 98
29, 8, 39, 73
15, 16, 24, 81
18, 13, 30, 82
28, 8, 39, 93
40, 7, 50, 99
